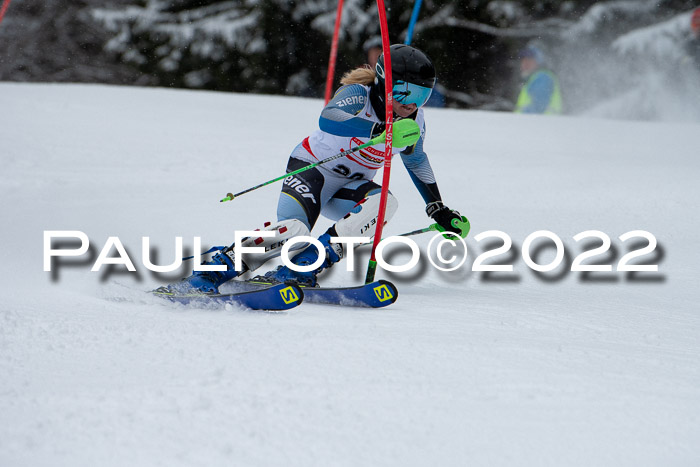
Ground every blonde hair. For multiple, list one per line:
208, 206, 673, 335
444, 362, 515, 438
340, 66, 376, 86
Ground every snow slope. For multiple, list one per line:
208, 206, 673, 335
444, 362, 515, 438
1, 83, 699, 466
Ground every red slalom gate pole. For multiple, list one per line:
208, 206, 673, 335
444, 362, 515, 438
323, 0, 344, 105
364, 0, 393, 284
0, 0, 12, 26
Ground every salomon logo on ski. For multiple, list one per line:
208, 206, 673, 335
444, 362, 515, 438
373, 284, 394, 302
279, 286, 300, 305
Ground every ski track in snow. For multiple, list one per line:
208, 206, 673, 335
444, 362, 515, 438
1, 83, 699, 466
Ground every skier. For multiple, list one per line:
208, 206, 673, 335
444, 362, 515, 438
514, 45, 562, 115
169, 44, 466, 294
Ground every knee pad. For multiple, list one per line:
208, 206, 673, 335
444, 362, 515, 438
333, 192, 398, 239
233, 219, 310, 271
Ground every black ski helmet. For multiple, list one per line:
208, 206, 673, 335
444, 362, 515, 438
375, 44, 436, 107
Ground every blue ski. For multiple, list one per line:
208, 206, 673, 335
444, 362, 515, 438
302, 280, 398, 308
152, 283, 303, 311
241, 279, 398, 308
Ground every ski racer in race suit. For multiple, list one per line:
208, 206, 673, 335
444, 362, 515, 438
169, 45, 466, 293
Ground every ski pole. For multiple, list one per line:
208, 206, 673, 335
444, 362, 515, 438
357, 216, 470, 252
398, 215, 471, 239
220, 134, 386, 203
220, 119, 421, 203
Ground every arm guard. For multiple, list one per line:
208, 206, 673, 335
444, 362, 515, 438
319, 84, 376, 137
400, 133, 442, 205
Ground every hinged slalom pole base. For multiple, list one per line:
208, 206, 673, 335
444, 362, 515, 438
364, 259, 378, 285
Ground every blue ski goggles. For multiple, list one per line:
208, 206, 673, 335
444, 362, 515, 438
393, 80, 433, 108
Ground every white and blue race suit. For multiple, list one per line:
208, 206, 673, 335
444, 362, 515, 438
277, 83, 444, 231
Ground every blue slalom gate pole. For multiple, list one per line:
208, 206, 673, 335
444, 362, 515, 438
404, 0, 423, 45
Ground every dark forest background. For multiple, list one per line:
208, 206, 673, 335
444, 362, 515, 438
1, 0, 698, 116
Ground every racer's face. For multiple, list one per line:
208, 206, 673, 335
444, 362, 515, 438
393, 101, 417, 118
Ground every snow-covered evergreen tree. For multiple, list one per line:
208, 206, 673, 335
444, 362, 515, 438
1, 0, 697, 119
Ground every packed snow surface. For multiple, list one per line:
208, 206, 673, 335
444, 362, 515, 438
1, 83, 699, 466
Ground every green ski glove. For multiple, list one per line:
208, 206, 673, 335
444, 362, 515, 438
371, 119, 421, 147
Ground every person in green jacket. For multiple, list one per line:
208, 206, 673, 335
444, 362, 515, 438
514, 45, 562, 115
